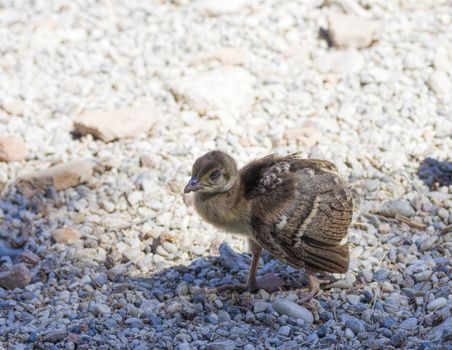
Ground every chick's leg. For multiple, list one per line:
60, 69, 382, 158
211, 243, 262, 293
244, 242, 262, 291
298, 270, 323, 303
211, 241, 283, 293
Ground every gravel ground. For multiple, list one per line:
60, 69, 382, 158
0, 0, 451, 349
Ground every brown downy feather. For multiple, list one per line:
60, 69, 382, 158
189, 151, 357, 275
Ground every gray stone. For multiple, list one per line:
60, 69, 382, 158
125, 317, 144, 329
378, 199, 415, 218
428, 71, 452, 99
419, 236, 438, 252
273, 298, 313, 324
278, 325, 291, 336
89, 302, 111, 316
0, 264, 32, 290
345, 317, 366, 334
427, 297, 447, 311
253, 301, 269, 313
205, 340, 236, 350
346, 295, 360, 306
42, 330, 67, 343
218, 310, 232, 323
399, 317, 417, 330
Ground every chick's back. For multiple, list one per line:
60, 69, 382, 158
240, 154, 356, 274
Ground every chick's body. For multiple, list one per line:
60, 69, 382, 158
185, 151, 357, 298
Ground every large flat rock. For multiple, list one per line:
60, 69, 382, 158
328, 14, 380, 49
169, 66, 256, 117
74, 106, 158, 142
19, 160, 94, 191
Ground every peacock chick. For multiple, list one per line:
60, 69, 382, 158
184, 150, 357, 302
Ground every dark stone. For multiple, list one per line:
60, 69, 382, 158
374, 269, 389, 281
346, 317, 366, 334
417, 157, 452, 189
382, 317, 397, 329
363, 290, 373, 303
149, 315, 162, 326
390, 330, 406, 347
183, 273, 196, 282
317, 325, 328, 338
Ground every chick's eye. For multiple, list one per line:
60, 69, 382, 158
210, 170, 221, 180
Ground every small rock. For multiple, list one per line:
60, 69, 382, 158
1, 100, 26, 115
125, 317, 144, 329
19, 160, 94, 191
345, 328, 355, 339
378, 199, 415, 218
346, 317, 366, 334
219, 243, 250, 270
428, 71, 451, 99
414, 270, 431, 282
18, 250, 40, 265
253, 301, 269, 313
162, 242, 177, 254
313, 49, 364, 74
328, 13, 380, 49
400, 317, 417, 330
245, 311, 255, 323
169, 66, 255, 117
419, 236, 438, 252
74, 106, 158, 142
364, 179, 379, 192
200, 0, 247, 16
438, 208, 449, 221
175, 283, 189, 296
104, 318, 117, 330
52, 227, 81, 243
427, 297, 447, 311
89, 302, 111, 316
273, 298, 314, 324
167, 302, 182, 314
327, 273, 356, 289
42, 330, 67, 343
283, 125, 319, 148
0, 136, 27, 162
390, 330, 405, 347
205, 340, 236, 350
384, 296, 401, 314
135, 171, 156, 194
278, 325, 291, 336
360, 270, 373, 283
191, 47, 245, 66
207, 313, 218, 324
218, 310, 232, 323
381, 281, 394, 292
0, 263, 32, 289
306, 333, 319, 343
383, 317, 397, 329
346, 295, 360, 305
191, 246, 205, 256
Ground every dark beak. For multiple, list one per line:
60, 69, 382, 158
184, 176, 201, 193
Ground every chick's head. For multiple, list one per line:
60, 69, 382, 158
184, 150, 237, 193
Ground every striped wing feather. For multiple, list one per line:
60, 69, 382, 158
244, 155, 355, 274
